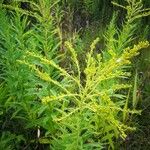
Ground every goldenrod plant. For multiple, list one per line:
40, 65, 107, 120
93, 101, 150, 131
23, 39, 148, 150
0, 0, 149, 149
19, 1, 149, 149
0, 0, 62, 149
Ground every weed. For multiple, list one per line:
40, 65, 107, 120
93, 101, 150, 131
0, 0, 149, 149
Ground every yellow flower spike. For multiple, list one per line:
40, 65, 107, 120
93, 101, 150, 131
36, 70, 51, 82
90, 37, 100, 53
42, 96, 50, 104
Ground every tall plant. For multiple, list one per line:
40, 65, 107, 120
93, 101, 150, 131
20, 0, 149, 149
0, 0, 62, 149
0, 0, 149, 149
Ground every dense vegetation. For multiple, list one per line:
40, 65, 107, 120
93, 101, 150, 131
0, 0, 150, 149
